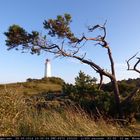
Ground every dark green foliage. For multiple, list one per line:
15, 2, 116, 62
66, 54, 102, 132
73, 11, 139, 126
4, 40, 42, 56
121, 98, 140, 124
43, 13, 78, 43
119, 82, 135, 97
62, 71, 140, 121
4, 25, 39, 51
75, 71, 97, 96
63, 71, 116, 116
79, 90, 117, 117
63, 71, 97, 97
102, 78, 140, 97
94, 91, 114, 113
62, 83, 76, 95
126, 78, 140, 87
102, 83, 113, 92
4, 14, 78, 55
4, 25, 29, 48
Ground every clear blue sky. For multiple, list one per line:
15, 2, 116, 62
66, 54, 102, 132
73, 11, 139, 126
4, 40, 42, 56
0, 0, 140, 84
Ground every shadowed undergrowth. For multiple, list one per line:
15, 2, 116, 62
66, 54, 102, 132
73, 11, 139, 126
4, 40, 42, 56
0, 91, 139, 136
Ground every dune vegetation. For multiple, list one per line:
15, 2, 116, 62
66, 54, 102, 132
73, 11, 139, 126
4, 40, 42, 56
0, 77, 63, 96
0, 88, 139, 136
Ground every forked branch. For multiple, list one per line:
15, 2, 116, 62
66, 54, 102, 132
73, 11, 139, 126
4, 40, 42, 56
126, 52, 140, 74
123, 52, 140, 104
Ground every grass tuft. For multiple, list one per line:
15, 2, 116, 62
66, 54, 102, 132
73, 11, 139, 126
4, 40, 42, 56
0, 90, 139, 136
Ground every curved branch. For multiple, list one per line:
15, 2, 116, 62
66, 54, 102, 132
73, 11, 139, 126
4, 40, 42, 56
44, 42, 114, 80
126, 52, 140, 74
88, 22, 107, 41
134, 58, 140, 73
72, 55, 114, 79
98, 73, 103, 90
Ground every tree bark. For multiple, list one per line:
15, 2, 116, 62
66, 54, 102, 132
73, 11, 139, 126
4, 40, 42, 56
111, 78, 124, 120
107, 47, 123, 119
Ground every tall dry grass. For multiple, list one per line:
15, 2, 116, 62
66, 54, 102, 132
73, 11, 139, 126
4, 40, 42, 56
0, 90, 139, 136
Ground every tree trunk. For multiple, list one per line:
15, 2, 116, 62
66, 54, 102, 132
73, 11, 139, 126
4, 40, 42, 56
111, 78, 124, 120
106, 47, 124, 120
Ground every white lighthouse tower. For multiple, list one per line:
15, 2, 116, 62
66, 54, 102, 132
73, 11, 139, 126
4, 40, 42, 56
44, 59, 51, 77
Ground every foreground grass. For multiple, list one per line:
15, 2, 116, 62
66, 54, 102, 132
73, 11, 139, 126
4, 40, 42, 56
0, 91, 139, 136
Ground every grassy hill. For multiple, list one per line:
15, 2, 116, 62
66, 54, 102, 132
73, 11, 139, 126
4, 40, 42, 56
0, 77, 140, 136
0, 77, 63, 96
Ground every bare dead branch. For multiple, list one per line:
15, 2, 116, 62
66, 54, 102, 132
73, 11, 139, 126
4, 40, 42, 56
126, 52, 140, 74
98, 73, 103, 90
86, 23, 109, 49
47, 42, 113, 80
134, 58, 140, 73
107, 47, 115, 76
88, 22, 107, 39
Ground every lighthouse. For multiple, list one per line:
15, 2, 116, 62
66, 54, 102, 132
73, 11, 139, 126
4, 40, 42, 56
44, 59, 51, 77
